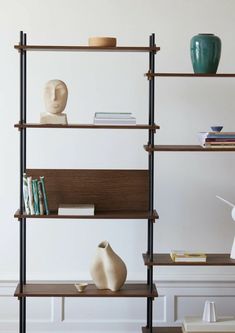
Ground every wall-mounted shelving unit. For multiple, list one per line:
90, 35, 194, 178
14, 31, 162, 333
14, 31, 235, 333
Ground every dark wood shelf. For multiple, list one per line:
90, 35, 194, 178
144, 145, 235, 152
14, 209, 159, 220
14, 45, 160, 53
143, 253, 235, 266
14, 123, 159, 130
146, 73, 235, 78
142, 327, 182, 333
14, 283, 158, 298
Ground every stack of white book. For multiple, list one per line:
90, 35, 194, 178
58, 204, 95, 216
170, 250, 207, 262
94, 112, 136, 125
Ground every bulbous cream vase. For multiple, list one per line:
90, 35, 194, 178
90, 240, 127, 291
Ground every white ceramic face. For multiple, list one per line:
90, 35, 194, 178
44, 80, 68, 114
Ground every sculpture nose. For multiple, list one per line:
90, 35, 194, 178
51, 89, 56, 101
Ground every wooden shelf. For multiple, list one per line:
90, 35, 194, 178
144, 145, 235, 152
14, 209, 159, 220
14, 45, 160, 53
146, 73, 235, 78
14, 123, 159, 130
142, 327, 182, 333
14, 283, 158, 298
143, 253, 235, 266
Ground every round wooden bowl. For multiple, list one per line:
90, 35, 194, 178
88, 37, 117, 47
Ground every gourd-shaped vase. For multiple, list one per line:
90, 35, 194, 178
90, 241, 127, 291
190, 33, 221, 73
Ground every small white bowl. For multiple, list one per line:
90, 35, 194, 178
75, 283, 88, 292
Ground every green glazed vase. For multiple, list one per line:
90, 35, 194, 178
190, 33, 221, 74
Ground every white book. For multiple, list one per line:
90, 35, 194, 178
58, 204, 95, 216
170, 250, 207, 262
95, 112, 132, 119
94, 117, 136, 125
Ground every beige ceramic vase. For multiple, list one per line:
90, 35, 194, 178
90, 241, 127, 291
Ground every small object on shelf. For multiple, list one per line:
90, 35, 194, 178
211, 126, 223, 132
88, 37, 117, 47
74, 283, 88, 292
202, 300, 217, 322
90, 240, 127, 291
216, 195, 235, 259
183, 316, 235, 333
40, 79, 68, 125
190, 33, 221, 74
94, 112, 136, 125
58, 204, 95, 216
170, 251, 207, 262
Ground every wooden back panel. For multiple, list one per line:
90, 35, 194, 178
26, 169, 149, 212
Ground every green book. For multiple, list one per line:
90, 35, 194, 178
32, 179, 40, 215
40, 176, 49, 215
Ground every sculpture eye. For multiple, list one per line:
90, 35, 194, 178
56, 85, 66, 96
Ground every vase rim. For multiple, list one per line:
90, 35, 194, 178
98, 240, 109, 249
198, 33, 214, 35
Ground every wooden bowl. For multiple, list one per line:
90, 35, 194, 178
88, 37, 117, 47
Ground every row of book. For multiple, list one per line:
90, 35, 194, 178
197, 131, 235, 148
94, 112, 136, 125
23, 174, 49, 215
171, 250, 207, 262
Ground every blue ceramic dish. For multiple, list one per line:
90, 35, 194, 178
211, 126, 223, 132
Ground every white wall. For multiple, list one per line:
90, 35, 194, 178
1, 0, 235, 332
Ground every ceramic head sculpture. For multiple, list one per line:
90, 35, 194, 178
216, 195, 235, 258
40, 79, 68, 124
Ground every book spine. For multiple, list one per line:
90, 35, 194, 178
38, 181, 44, 215
40, 176, 50, 215
32, 179, 40, 215
27, 176, 35, 215
23, 173, 30, 214
205, 138, 235, 142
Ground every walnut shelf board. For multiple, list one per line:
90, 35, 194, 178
14, 123, 159, 130
14, 283, 158, 298
14, 45, 160, 52
143, 254, 235, 266
14, 209, 159, 220
24, 169, 150, 212
144, 145, 235, 152
147, 73, 235, 77
142, 327, 182, 333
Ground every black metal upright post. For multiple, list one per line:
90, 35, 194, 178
146, 33, 155, 333
19, 30, 27, 333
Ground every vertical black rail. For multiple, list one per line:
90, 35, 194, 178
147, 33, 155, 333
19, 30, 26, 333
